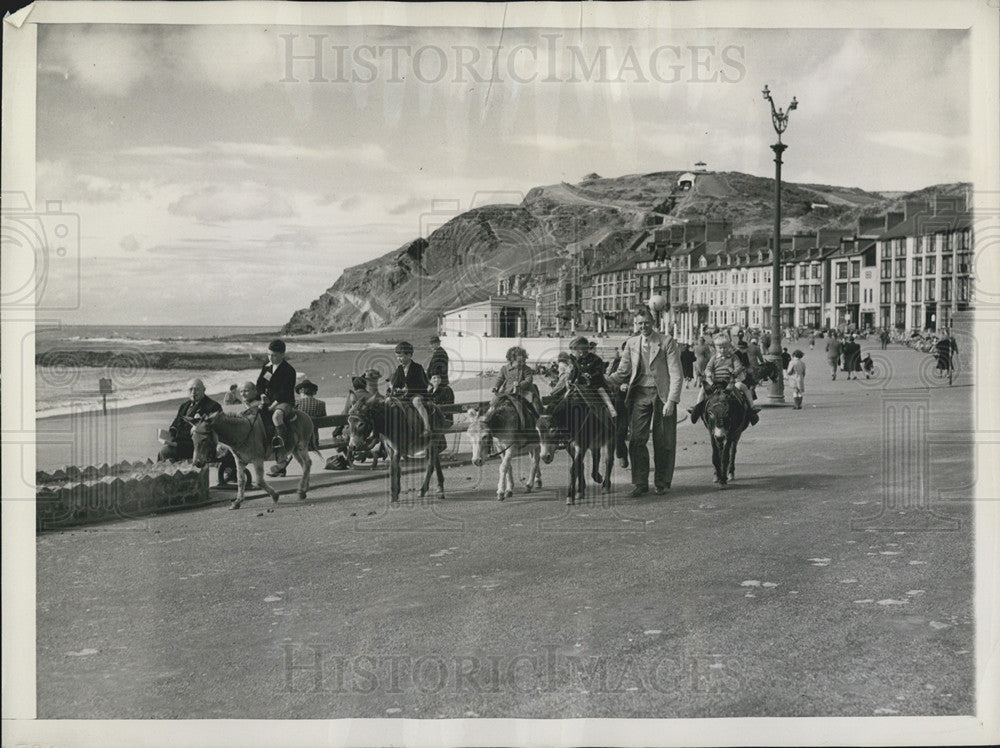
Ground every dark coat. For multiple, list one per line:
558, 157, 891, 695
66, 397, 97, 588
169, 396, 223, 443
427, 346, 450, 385
256, 359, 296, 405
679, 348, 696, 378
390, 361, 429, 396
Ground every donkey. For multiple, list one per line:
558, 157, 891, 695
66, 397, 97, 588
347, 395, 445, 503
536, 387, 615, 505
466, 395, 542, 501
701, 384, 750, 487
190, 409, 313, 509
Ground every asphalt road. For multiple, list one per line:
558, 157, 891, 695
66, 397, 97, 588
36, 345, 977, 719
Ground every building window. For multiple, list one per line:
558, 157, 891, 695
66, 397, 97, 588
880, 282, 890, 304
958, 277, 969, 302
811, 264, 820, 279
850, 260, 860, 278
941, 278, 952, 301
913, 257, 922, 276
895, 239, 906, 257
799, 265, 807, 279
916, 235, 923, 254
927, 255, 936, 275
881, 259, 892, 279
926, 279, 935, 301
942, 256, 953, 274
836, 284, 847, 303
811, 286, 822, 304
837, 263, 848, 280
912, 306, 922, 329
912, 279, 922, 302
895, 259, 906, 277
895, 281, 905, 303
784, 287, 795, 303
799, 286, 809, 303
785, 266, 795, 280
850, 282, 860, 303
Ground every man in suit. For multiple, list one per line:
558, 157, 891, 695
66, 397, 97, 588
157, 378, 222, 462
606, 307, 683, 497
256, 339, 297, 461
389, 341, 432, 436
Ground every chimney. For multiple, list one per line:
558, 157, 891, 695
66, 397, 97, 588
857, 215, 884, 237
904, 200, 931, 220
883, 211, 904, 232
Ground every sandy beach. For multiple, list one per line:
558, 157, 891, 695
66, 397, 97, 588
35, 330, 495, 472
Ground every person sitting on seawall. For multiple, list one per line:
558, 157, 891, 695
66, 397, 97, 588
256, 339, 297, 462
484, 345, 541, 420
428, 373, 455, 430
158, 378, 222, 462
688, 334, 760, 426
389, 341, 433, 437
569, 336, 617, 419
269, 377, 327, 477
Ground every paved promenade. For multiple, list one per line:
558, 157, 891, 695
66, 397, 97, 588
35, 345, 978, 719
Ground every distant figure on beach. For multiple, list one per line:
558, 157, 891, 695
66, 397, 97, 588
223, 384, 241, 405
427, 335, 449, 386
158, 378, 222, 462
256, 339, 297, 461
389, 341, 433, 436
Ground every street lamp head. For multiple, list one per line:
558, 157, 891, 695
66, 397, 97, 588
788, 96, 798, 111
762, 84, 771, 101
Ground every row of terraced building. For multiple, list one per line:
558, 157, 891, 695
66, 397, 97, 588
575, 195, 973, 343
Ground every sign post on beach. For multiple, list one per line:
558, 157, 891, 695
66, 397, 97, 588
98, 378, 113, 415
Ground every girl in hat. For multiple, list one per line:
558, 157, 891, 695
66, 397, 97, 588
786, 349, 806, 409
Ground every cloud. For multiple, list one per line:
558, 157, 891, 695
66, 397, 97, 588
45, 26, 158, 96
119, 234, 141, 253
168, 183, 296, 222
339, 195, 362, 211
175, 26, 284, 92
508, 134, 597, 152
388, 196, 428, 215
864, 131, 965, 159
37, 160, 128, 203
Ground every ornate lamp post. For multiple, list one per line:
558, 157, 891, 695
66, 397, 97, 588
761, 84, 797, 404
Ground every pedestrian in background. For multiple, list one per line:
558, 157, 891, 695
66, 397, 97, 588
427, 335, 450, 386
825, 333, 844, 381
693, 335, 711, 387
786, 349, 806, 410
680, 343, 696, 388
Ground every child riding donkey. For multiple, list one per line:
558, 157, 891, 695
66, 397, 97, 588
256, 339, 298, 463
689, 333, 761, 426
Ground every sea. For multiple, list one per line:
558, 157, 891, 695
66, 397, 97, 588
33, 324, 397, 417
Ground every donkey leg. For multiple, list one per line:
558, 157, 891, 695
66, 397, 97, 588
496, 452, 507, 500
728, 439, 738, 480
419, 453, 435, 498
602, 438, 614, 493
256, 461, 280, 503
504, 453, 514, 499
296, 446, 311, 500
566, 446, 577, 505
231, 454, 248, 509
389, 452, 401, 502
591, 444, 603, 484
711, 438, 724, 485
435, 449, 446, 498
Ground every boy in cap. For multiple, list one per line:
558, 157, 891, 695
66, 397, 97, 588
256, 339, 297, 460
569, 336, 616, 419
389, 341, 433, 436
689, 334, 759, 425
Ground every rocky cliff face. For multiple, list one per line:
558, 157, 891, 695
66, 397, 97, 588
281, 172, 968, 334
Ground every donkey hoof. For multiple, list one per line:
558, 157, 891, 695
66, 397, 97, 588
390, 495, 399, 503
566, 496, 575, 506
297, 491, 307, 501
524, 485, 533, 494
497, 492, 505, 501
229, 500, 241, 510
419, 489, 427, 498
535, 480, 543, 488
271, 494, 280, 504
505, 490, 513, 499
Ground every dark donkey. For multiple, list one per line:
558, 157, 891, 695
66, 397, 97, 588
347, 395, 445, 503
536, 386, 615, 505
701, 383, 750, 487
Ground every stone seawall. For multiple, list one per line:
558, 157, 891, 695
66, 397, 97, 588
36, 460, 210, 531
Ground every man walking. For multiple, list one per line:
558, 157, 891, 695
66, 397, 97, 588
606, 307, 683, 497
825, 333, 844, 381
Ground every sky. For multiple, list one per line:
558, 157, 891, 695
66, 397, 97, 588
34, 24, 970, 326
